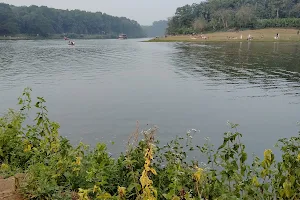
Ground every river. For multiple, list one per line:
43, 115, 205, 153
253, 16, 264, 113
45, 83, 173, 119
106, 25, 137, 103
0, 39, 299, 157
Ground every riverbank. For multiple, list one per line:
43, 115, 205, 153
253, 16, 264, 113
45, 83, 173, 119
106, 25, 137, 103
147, 28, 300, 42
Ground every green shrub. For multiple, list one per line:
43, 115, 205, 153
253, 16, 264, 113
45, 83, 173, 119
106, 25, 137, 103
256, 18, 300, 29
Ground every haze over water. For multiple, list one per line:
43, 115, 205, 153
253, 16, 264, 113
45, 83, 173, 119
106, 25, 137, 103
0, 39, 299, 156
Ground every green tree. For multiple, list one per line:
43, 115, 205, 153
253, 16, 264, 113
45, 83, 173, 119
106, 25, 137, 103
214, 9, 235, 29
166, 0, 300, 35
0, 3, 146, 38
236, 6, 257, 28
0, 3, 19, 35
290, 3, 300, 17
269, 0, 287, 18
193, 18, 207, 32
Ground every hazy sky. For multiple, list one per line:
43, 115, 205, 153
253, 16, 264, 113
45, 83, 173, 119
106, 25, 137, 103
1, 0, 198, 25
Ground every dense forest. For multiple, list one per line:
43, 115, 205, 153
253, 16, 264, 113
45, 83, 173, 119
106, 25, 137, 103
0, 3, 146, 38
142, 20, 168, 37
167, 0, 300, 34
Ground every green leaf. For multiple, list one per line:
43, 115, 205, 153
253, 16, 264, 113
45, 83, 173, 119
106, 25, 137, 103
18, 98, 23, 105
127, 183, 136, 192
37, 117, 43, 126
37, 97, 46, 103
96, 193, 111, 199
240, 152, 247, 163
290, 175, 296, 184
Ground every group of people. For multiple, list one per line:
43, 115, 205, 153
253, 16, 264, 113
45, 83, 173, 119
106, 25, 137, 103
247, 33, 279, 41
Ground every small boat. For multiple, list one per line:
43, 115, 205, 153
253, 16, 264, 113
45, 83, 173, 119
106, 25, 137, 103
68, 41, 75, 45
118, 34, 127, 39
64, 36, 69, 40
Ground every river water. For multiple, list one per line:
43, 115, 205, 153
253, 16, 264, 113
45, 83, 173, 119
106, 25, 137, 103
0, 39, 299, 156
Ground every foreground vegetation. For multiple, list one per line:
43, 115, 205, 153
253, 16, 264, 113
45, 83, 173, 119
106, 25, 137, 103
0, 3, 145, 38
1, 88, 300, 200
148, 28, 300, 42
167, 0, 300, 35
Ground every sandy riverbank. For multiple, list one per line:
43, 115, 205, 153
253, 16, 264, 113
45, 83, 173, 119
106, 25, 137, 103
147, 28, 300, 42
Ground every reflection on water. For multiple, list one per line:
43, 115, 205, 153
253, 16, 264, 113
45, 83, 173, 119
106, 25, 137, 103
0, 40, 299, 157
172, 42, 300, 103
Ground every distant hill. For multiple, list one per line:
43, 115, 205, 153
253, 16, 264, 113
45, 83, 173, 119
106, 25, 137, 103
0, 3, 146, 38
142, 20, 168, 37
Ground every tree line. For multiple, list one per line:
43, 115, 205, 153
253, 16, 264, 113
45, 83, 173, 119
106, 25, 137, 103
142, 20, 168, 37
0, 3, 146, 38
167, 0, 300, 35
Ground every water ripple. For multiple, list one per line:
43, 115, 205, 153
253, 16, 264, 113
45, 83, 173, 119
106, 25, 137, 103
171, 42, 300, 100
0, 40, 300, 155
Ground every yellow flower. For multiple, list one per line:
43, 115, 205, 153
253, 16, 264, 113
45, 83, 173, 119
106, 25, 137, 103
0, 163, 10, 171
78, 188, 90, 200
252, 176, 260, 187
193, 167, 204, 182
75, 157, 82, 165
264, 149, 272, 161
93, 185, 99, 193
263, 149, 274, 167
118, 186, 126, 198
24, 144, 32, 152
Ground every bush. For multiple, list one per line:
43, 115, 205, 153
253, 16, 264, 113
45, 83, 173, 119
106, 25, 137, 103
1, 88, 300, 199
255, 18, 300, 29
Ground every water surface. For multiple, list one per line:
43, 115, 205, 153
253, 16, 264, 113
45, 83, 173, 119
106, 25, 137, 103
0, 39, 299, 156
